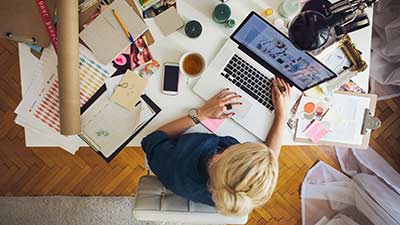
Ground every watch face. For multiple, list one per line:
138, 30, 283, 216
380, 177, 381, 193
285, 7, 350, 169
189, 109, 197, 117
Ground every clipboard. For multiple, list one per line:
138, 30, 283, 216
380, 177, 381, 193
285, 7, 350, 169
294, 91, 380, 149
0, 0, 56, 48
80, 79, 161, 162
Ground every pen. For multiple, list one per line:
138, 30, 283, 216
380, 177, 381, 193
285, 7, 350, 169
112, 9, 135, 44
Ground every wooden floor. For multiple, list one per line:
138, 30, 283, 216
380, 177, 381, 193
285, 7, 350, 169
0, 39, 399, 225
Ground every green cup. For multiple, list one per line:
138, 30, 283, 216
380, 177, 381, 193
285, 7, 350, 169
213, 4, 231, 23
225, 19, 235, 28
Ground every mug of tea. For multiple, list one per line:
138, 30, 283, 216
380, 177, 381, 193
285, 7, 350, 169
179, 52, 207, 82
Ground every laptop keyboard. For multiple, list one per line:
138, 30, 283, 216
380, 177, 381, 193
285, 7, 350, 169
220, 54, 274, 111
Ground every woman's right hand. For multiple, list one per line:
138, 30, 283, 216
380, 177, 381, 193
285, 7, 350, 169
198, 88, 242, 120
271, 77, 291, 121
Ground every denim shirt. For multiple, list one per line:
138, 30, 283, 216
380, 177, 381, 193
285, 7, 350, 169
141, 131, 240, 206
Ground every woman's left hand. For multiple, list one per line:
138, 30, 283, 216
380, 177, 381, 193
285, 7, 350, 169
198, 88, 242, 121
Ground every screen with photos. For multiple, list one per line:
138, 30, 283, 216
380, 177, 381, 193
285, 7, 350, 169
232, 14, 336, 90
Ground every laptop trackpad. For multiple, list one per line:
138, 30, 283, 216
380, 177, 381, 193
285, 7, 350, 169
230, 97, 252, 118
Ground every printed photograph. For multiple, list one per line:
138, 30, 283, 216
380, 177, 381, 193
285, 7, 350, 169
339, 80, 366, 93
112, 35, 154, 71
142, 0, 176, 19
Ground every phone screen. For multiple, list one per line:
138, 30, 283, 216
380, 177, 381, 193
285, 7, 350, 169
163, 65, 179, 92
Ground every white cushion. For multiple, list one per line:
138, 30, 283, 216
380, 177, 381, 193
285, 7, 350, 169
133, 175, 248, 224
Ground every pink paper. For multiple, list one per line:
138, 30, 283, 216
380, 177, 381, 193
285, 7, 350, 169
201, 118, 225, 133
303, 121, 329, 144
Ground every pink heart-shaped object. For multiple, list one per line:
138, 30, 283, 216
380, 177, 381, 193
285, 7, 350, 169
114, 55, 127, 65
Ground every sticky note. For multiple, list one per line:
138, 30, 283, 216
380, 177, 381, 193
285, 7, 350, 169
303, 121, 329, 144
304, 86, 325, 99
201, 118, 225, 133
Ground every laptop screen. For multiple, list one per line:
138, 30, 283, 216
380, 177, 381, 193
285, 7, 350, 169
231, 12, 336, 91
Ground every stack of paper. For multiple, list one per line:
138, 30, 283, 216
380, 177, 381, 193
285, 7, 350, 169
15, 45, 117, 154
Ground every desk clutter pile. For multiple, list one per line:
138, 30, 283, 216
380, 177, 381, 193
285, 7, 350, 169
4, 0, 380, 161
13, 0, 166, 161
6, 0, 244, 161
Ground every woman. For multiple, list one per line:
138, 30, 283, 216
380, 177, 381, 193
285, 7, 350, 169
134, 37, 153, 65
141, 77, 291, 216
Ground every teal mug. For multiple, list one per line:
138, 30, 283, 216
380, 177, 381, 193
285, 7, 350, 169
213, 4, 231, 23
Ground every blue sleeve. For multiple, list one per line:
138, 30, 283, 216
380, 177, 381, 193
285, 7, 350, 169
141, 130, 175, 161
141, 131, 176, 171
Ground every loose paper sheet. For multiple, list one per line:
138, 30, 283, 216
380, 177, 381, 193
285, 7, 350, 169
16, 45, 115, 133
111, 70, 148, 111
105, 75, 123, 96
14, 45, 116, 154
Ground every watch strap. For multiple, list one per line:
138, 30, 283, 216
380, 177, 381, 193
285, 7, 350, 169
189, 109, 201, 124
191, 115, 201, 124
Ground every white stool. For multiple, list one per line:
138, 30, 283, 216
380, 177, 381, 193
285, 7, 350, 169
133, 175, 248, 224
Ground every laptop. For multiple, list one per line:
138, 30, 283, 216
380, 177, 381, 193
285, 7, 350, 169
193, 12, 337, 140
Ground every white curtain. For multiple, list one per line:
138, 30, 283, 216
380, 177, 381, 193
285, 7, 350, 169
301, 147, 400, 225
370, 0, 400, 99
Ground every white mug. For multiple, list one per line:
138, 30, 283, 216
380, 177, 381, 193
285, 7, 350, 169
179, 52, 207, 83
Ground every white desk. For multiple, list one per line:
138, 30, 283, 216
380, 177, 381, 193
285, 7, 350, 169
18, 0, 372, 147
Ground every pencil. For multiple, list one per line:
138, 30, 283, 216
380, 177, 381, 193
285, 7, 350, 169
112, 9, 135, 43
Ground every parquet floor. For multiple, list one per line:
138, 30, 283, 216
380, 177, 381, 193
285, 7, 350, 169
0, 39, 399, 225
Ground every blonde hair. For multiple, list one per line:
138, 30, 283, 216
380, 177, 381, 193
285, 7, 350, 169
208, 142, 279, 216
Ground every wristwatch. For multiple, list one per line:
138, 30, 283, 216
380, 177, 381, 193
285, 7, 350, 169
188, 108, 201, 124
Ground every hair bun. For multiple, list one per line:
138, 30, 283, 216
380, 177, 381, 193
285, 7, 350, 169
208, 142, 279, 216
212, 188, 253, 216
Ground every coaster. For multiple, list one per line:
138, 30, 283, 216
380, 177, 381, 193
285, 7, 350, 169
154, 7, 184, 36
185, 20, 202, 38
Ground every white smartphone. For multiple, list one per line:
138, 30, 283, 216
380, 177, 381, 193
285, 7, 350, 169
162, 63, 180, 96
